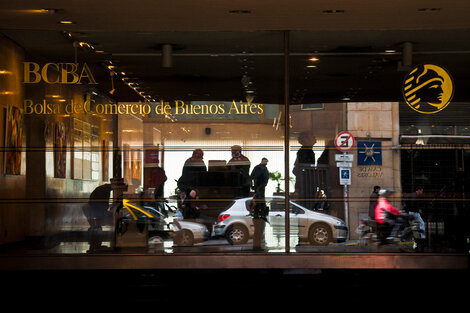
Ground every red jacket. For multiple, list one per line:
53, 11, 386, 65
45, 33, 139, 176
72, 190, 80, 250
375, 199, 401, 223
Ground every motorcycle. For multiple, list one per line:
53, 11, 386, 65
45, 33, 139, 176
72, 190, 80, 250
356, 212, 424, 247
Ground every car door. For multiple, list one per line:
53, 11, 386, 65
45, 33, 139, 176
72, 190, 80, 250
267, 198, 285, 236
267, 198, 301, 237
290, 203, 308, 239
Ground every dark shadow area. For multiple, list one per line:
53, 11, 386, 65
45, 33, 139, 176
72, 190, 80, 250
3, 268, 468, 308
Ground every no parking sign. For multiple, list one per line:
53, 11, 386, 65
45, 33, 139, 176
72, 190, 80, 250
334, 131, 355, 152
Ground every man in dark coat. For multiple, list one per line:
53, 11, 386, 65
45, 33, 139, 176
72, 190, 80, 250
227, 145, 251, 197
177, 149, 207, 192
250, 157, 269, 197
83, 183, 112, 228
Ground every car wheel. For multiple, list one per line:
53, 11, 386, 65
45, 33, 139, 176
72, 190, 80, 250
226, 224, 249, 245
309, 223, 332, 246
174, 229, 194, 246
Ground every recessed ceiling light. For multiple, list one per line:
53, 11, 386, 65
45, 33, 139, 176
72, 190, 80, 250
322, 9, 345, 14
417, 8, 441, 12
385, 49, 396, 53
229, 10, 252, 14
309, 57, 320, 62
58, 20, 75, 24
306, 65, 317, 68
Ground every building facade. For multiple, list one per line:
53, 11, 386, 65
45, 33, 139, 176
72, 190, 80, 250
0, 5, 469, 271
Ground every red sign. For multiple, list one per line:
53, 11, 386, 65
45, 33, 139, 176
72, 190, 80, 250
334, 131, 355, 152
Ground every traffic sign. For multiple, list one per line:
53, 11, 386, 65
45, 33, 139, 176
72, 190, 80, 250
339, 168, 351, 185
335, 154, 354, 162
334, 131, 355, 152
336, 162, 352, 168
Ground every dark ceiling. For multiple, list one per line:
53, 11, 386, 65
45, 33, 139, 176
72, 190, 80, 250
1, 1, 470, 104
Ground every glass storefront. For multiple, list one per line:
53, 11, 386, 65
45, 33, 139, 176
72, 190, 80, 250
1, 28, 469, 258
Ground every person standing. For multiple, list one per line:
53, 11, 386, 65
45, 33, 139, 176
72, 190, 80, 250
250, 158, 270, 251
177, 148, 207, 195
403, 186, 426, 241
250, 157, 269, 197
181, 189, 200, 220
292, 131, 316, 208
227, 145, 251, 197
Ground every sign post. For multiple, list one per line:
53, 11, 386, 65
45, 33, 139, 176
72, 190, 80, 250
334, 131, 355, 238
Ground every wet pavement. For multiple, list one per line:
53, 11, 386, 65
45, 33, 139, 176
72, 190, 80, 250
0, 230, 431, 255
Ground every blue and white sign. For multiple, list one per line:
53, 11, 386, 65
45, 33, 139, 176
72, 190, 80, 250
339, 168, 351, 185
357, 141, 382, 165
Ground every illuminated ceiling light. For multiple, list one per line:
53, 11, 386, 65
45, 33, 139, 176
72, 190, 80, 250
385, 49, 396, 53
95, 50, 105, 54
308, 57, 320, 62
415, 129, 425, 145
11, 8, 58, 14
40, 8, 59, 14
306, 65, 317, 68
58, 20, 75, 24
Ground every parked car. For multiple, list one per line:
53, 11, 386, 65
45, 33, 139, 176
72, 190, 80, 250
120, 201, 209, 246
213, 196, 348, 246
171, 219, 211, 246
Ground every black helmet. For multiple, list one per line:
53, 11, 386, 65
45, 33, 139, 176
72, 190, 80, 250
378, 188, 395, 197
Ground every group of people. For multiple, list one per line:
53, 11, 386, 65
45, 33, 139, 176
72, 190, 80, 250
176, 145, 270, 222
369, 185, 426, 245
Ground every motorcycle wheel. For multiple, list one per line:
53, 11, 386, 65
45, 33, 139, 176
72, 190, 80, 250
359, 233, 374, 246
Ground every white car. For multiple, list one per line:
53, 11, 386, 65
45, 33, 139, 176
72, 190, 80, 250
171, 219, 210, 246
213, 196, 348, 246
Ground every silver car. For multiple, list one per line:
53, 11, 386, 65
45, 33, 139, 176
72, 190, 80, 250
213, 196, 348, 246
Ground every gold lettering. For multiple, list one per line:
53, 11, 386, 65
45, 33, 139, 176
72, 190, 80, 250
78, 63, 98, 84
218, 103, 225, 114
193, 104, 201, 114
209, 104, 217, 114
118, 104, 126, 114
24, 99, 34, 114
106, 103, 117, 114
131, 104, 138, 114
60, 63, 79, 84
84, 98, 94, 113
95, 103, 104, 114
175, 100, 185, 114
65, 100, 82, 114
142, 103, 151, 115
41, 63, 60, 84
257, 103, 264, 114
155, 101, 162, 115
23, 62, 41, 83
228, 100, 240, 114
163, 103, 171, 115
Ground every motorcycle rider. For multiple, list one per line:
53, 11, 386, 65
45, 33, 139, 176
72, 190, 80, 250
375, 188, 402, 244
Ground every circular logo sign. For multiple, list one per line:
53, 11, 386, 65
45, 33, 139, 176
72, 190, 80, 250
334, 131, 355, 152
403, 64, 454, 114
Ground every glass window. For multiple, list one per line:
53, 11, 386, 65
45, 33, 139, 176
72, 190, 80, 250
0, 26, 469, 258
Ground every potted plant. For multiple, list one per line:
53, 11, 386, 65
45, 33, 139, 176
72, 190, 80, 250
271, 171, 294, 196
